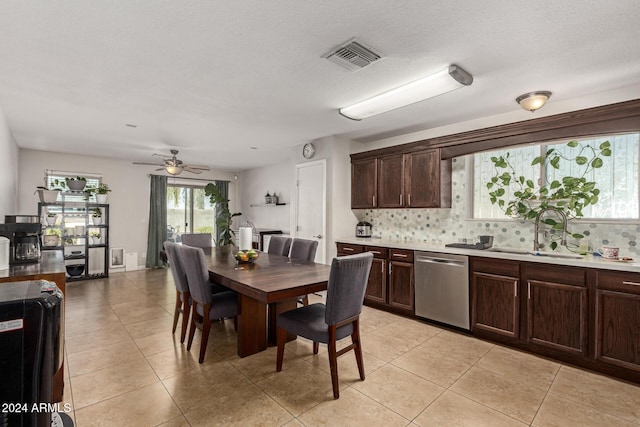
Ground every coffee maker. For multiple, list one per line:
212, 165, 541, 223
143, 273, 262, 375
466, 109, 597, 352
0, 215, 42, 265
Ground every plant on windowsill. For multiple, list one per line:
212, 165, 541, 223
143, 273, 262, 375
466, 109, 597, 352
85, 183, 111, 203
486, 140, 611, 250
205, 183, 242, 246
35, 177, 66, 203
65, 176, 87, 192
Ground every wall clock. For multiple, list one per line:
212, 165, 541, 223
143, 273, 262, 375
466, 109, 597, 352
302, 142, 316, 159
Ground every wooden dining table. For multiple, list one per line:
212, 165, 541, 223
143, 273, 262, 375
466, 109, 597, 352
203, 246, 332, 357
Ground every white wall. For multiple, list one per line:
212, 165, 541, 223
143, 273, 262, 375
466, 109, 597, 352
0, 104, 19, 218
18, 149, 236, 267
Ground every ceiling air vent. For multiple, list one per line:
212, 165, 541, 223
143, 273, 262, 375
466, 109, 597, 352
324, 39, 382, 71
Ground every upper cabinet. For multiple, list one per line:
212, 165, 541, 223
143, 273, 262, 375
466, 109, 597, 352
351, 158, 377, 209
351, 148, 451, 209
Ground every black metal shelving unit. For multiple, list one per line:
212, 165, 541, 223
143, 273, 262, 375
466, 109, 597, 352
38, 192, 109, 281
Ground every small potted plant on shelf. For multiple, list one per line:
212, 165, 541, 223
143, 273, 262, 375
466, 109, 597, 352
35, 177, 66, 203
65, 176, 87, 192
91, 208, 103, 225
85, 183, 111, 203
89, 231, 101, 245
45, 212, 57, 226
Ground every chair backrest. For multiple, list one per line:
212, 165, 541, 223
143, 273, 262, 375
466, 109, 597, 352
181, 233, 213, 248
267, 236, 292, 256
164, 241, 189, 293
290, 238, 318, 262
325, 252, 373, 326
177, 244, 212, 305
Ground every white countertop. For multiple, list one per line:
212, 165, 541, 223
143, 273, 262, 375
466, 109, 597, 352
335, 236, 640, 273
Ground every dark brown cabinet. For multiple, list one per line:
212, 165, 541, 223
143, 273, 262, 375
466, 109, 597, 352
523, 263, 588, 357
595, 270, 640, 372
471, 257, 520, 338
388, 249, 414, 312
351, 159, 377, 209
336, 243, 414, 314
377, 154, 405, 208
350, 148, 451, 209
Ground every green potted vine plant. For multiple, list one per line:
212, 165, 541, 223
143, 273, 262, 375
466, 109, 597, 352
89, 231, 101, 245
91, 208, 103, 225
86, 183, 111, 203
487, 140, 611, 249
205, 183, 241, 246
35, 178, 66, 203
66, 176, 87, 192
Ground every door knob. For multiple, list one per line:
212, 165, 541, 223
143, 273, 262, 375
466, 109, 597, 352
313, 234, 323, 239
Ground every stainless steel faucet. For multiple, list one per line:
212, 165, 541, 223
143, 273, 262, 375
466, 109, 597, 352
534, 207, 568, 251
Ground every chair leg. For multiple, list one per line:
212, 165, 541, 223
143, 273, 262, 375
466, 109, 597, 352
352, 318, 365, 381
186, 303, 198, 351
199, 306, 212, 363
276, 327, 288, 372
313, 342, 319, 354
180, 297, 190, 344
172, 291, 181, 334
328, 326, 340, 399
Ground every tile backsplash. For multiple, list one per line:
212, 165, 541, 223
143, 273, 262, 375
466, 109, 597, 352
359, 156, 640, 257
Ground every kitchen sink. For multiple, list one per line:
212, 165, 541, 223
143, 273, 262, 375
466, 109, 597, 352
487, 247, 583, 259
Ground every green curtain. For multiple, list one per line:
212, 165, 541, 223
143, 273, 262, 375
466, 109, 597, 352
146, 175, 168, 268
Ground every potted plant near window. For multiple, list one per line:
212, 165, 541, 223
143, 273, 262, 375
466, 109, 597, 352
45, 212, 57, 226
86, 183, 111, 203
66, 176, 87, 192
486, 140, 611, 250
89, 231, 101, 245
35, 178, 65, 203
91, 208, 103, 225
205, 183, 241, 246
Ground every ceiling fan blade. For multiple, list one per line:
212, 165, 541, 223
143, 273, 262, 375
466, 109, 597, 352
182, 167, 203, 174
133, 162, 166, 166
183, 164, 210, 170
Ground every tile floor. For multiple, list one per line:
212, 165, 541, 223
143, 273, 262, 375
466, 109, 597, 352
60, 268, 640, 426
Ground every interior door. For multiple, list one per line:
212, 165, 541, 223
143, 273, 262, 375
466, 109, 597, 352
294, 160, 326, 264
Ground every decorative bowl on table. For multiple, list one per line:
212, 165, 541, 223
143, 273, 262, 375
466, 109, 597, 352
235, 249, 259, 264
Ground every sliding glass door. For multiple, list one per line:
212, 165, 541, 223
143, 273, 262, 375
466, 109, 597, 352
167, 185, 215, 244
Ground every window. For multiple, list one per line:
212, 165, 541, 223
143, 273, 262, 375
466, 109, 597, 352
471, 133, 640, 220
45, 170, 102, 202
166, 184, 216, 243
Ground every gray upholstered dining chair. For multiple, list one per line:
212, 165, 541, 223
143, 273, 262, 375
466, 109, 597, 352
267, 235, 292, 256
178, 244, 239, 363
276, 252, 373, 399
290, 238, 319, 305
164, 241, 191, 344
181, 233, 213, 248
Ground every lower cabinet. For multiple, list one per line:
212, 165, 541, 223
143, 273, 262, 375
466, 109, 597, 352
523, 263, 588, 357
471, 258, 520, 338
337, 243, 414, 314
595, 270, 640, 372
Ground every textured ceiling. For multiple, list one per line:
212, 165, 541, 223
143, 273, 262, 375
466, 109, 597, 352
1, 1, 639, 171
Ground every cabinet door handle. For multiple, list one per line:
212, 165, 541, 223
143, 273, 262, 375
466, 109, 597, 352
389, 261, 392, 274
514, 281, 518, 297
381, 261, 384, 273
343, 247, 354, 252
408, 194, 411, 205
527, 281, 531, 299
400, 194, 403, 205
370, 251, 380, 255
623, 281, 640, 286
392, 253, 408, 258
372, 196, 376, 206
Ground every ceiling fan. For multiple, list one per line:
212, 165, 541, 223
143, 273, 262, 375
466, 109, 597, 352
133, 149, 210, 175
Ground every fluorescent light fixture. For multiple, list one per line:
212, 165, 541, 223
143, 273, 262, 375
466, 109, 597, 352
339, 64, 473, 120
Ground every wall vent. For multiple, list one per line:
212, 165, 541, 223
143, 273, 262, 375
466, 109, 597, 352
324, 39, 382, 71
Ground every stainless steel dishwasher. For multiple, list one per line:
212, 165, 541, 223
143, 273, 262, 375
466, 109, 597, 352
414, 251, 470, 330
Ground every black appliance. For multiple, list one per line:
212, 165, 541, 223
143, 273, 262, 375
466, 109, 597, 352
0, 280, 64, 427
0, 223, 42, 266
355, 221, 372, 237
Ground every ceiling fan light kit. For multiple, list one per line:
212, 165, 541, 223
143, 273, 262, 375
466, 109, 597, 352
339, 64, 473, 120
132, 149, 210, 175
516, 91, 552, 112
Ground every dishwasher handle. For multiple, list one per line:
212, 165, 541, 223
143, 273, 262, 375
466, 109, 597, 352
415, 255, 466, 267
